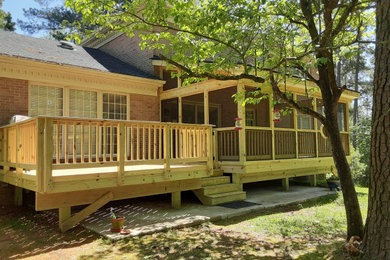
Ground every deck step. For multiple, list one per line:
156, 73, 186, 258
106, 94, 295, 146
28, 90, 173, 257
201, 176, 231, 186
211, 169, 224, 177
202, 183, 240, 195
193, 190, 246, 206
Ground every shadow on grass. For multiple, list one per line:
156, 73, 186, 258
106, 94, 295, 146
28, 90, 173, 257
78, 224, 352, 260
0, 207, 97, 259
214, 193, 340, 227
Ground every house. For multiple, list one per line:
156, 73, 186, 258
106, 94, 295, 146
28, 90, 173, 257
0, 30, 359, 231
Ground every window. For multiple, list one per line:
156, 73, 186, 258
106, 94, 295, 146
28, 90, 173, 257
69, 89, 97, 118
29, 85, 63, 116
103, 93, 127, 120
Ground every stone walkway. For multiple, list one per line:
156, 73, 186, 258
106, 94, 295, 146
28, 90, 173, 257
81, 183, 335, 240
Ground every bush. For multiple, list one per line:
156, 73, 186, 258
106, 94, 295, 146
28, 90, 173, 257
350, 147, 369, 186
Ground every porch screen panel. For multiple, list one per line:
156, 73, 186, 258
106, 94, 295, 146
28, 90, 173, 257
297, 95, 314, 130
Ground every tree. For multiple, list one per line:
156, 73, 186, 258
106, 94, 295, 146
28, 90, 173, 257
67, 0, 373, 238
361, 0, 390, 258
18, 0, 94, 40
0, 0, 15, 31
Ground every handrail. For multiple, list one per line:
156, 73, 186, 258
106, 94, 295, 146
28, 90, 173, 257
216, 125, 350, 161
0, 116, 213, 193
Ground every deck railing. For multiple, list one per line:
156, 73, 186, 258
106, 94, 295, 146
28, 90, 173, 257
0, 116, 213, 193
216, 126, 350, 161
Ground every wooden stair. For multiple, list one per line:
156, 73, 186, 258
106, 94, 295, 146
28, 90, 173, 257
193, 170, 246, 206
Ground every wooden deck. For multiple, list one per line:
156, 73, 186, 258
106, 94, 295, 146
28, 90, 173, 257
0, 116, 213, 207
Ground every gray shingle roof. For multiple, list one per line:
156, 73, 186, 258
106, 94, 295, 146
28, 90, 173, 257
0, 30, 158, 80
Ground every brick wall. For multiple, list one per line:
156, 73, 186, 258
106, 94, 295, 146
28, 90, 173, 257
99, 34, 155, 76
130, 93, 160, 121
0, 77, 29, 126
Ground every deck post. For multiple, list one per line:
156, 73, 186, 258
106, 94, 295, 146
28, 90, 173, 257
293, 94, 299, 158
2, 128, 9, 172
164, 125, 171, 178
313, 97, 319, 157
309, 175, 317, 187
269, 93, 275, 160
44, 118, 53, 193
171, 191, 181, 209
118, 122, 125, 185
14, 186, 23, 206
178, 97, 182, 123
237, 82, 246, 163
36, 118, 45, 193
212, 129, 219, 169
207, 127, 213, 176
204, 90, 209, 124
282, 178, 289, 191
59, 207, 71, 232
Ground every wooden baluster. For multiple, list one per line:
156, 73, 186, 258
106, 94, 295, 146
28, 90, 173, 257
103, 125, 107, 162
148, 125, 151, 160
142, 125, 145, 160
56, 124, 60, 164
95, 124, 99, 162
159, 127, 162, 159
136, 125, 140, 160
130, 125, 134, 161
81, 125, 85, 163
110, 125, 113, 162
88, 124, 92, 163
72, 124, 76, 163
65, 123, 69, 164
154, 126, 157, 160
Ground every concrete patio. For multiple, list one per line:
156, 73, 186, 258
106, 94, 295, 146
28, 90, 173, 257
81, 183, 336, 240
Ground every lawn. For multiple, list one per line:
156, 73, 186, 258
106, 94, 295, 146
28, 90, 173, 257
0, 186, 368, 260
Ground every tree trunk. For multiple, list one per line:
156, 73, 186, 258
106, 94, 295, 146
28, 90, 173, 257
325, 114, 364, 239
362, 0, 390, 258
353, 43, 361, 148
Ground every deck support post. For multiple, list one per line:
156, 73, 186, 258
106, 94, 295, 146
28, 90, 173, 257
204, 90, 209, 125
44, 118, 53, 192
237, 82, 246, 163
269, 93, 275, 160
309, 175, 317, 187
282, 178, 289, 191
313, 98, 319, 157
59, 192, 113, 232
171, 191, 181, 209
178, 97, 182, 123
14, 186, 23, 206
232, 173, 243, 190
118, 122, 125, 185
59, 206, 71, 231
164, 126, 171, 178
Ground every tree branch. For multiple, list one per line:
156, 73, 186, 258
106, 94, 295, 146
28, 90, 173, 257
159, 54, 265, 83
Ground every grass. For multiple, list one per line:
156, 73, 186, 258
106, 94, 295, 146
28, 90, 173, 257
0, 186, 369, 259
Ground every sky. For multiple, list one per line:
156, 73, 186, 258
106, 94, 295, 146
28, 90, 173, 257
2, 0, 62, 36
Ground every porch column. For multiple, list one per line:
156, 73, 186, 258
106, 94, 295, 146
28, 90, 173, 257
269, 93, 275, 160
313, 97, 319, 157
178, 97, 182, 123
293, 93, 299, 158
237, 82, 246, 162
204, 90, 209, 124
